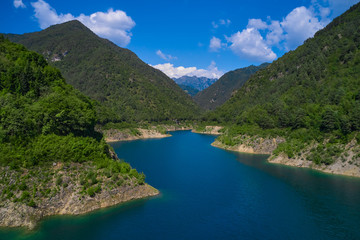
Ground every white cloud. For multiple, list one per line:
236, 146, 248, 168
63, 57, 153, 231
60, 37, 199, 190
14, 0, 26, 8
312, 0, 360, 18
226, 28, 277, 62
223, 2, 340, 61
212, 19, 231, 29
30, 0, 135, 47
266, 20, 283, 46
209, 36, 223, 52
156, 50, 177, 61
151, 62, 224, 79
247, 19, 267, 30
220, 19, 231, 26
280, 6, 326, 49
31, 0, 74, 28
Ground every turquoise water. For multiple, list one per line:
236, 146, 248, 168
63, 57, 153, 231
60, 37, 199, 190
1, 130, 360, 239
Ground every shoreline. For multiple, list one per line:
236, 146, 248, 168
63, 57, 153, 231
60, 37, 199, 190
103, 126, 193, 142
191, 126, 223, 135
211, 138, 360, 178
103, 125, 225, 142
104, 128, 171, 142
0, 183, 159, 230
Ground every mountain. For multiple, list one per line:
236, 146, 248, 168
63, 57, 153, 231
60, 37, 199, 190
194, 63, 269, 110
178, 84, 199, 96
5, 20, 199, 123
0, 37, 156, 228
173, 76, 217, 91
207, 3, 360, 166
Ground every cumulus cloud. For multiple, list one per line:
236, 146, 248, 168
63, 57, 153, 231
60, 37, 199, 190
156, 50, 177, 61
226, 28, 277, 62
281, 6, 326, 49
151, 61, 223, 79
212, 19, 231, 29
221, 2, 340, 62
14, 0, 26, 8
31, 0, 74, 28
247, 19, 267, 30
30, 0, 135, 47
265, 20, 284, 46
209, 37, 223, 52
312, 0, 360, 18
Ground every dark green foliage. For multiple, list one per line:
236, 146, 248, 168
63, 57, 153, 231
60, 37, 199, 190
194, 63, 269, 110
28, 199, 36, 208
18, 181, 27, 191
5, 20, 199, 123
87, 184, 101, 197
137, 173, 146, 185
87, 187, 96, 197
0, 37, 146, 189
56, 176, 62, 186
205, 3, 360, 164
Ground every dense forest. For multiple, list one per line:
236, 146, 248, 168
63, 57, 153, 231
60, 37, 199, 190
204, 3, 360, 164
0, 37, 144, 206
6, 20, 199, 124
194, 63, 269, 110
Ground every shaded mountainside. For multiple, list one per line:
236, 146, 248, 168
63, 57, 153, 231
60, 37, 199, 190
194, 63, 269, 110
173, 76, 217, 91
179, 84, 199, 96
0, 37, 157, 229
5, 20, 199, 123
207, 3, 360, 171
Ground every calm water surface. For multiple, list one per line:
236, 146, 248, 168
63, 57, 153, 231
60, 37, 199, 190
1, 131, 360, 240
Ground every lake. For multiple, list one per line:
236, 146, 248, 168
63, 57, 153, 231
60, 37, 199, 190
1, 130, 360, 239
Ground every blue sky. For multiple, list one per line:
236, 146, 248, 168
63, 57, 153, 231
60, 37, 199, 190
1, 0, 359, 78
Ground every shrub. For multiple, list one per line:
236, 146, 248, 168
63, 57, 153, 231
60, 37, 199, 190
28, 199, 36, 208
19, 181, 27, 191
56, 176, 63, 186
87, 187, 95, 197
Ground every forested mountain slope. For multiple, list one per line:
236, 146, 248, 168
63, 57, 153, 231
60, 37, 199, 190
207, 3, 360, 169
0, 37, 156, 228
6, 20, 199, 123
194, 63, 268, 110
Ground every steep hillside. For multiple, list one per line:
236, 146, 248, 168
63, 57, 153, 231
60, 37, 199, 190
207, 3, 360, 170
0, 37, 157, 229
5, 20, 199, 123
173, 76, 217, 91
194, 63, 269, 110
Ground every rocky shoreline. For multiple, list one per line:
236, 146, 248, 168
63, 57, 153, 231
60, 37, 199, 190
192, 126, 223, 135
103, 126, 192, 142
104, 128, 171, 142
212, 136, 360, 177
0, 184, 158, 230
0, 160, 159, 230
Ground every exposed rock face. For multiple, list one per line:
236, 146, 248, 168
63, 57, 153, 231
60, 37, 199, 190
103, 125, 192, 142
104, 128, 171, 142
212, 135, 360, 177
212, 135, 285, 154
0, 183, 158, 230
269, 139, 360, 177
0, 162, 159, 230
192, 126, 223, 135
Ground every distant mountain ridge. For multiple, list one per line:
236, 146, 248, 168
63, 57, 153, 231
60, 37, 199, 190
5, 20, 199, 123
173, 76, 217, 91
194, 63, 269, 110
178, 84, 200, 96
